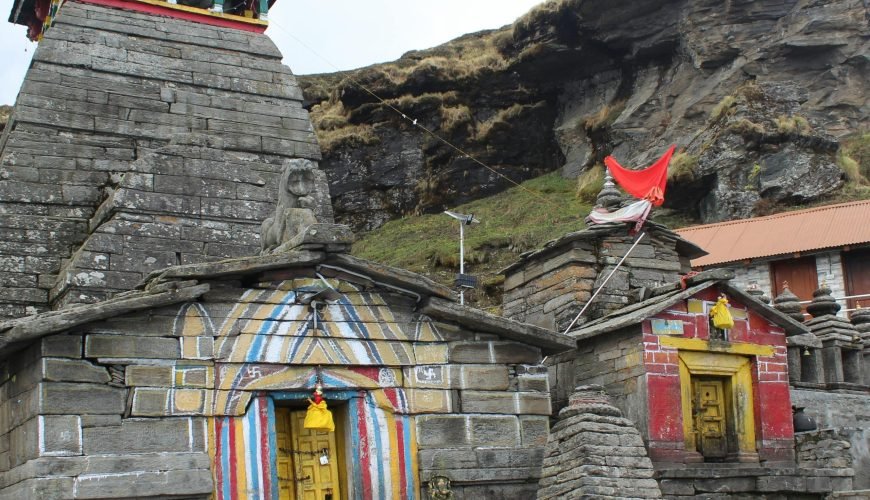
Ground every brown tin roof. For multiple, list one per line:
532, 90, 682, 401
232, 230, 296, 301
674, 200, 870, 267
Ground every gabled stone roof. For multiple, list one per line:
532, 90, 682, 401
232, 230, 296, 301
0, 280, 210, 356
502, 221, 707, 275
569, 269, 811, 341
0, 249, 576, 359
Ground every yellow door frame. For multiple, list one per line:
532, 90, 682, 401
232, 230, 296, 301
276, 406, 344, 500
677, 350, 758, 461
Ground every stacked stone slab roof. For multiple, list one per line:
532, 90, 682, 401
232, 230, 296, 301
570, 269, 811, 341
537, 385, 662, 499
0, 0, 319, 319
0, 248, 575, 360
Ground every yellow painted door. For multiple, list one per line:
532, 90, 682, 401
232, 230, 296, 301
275, 408, 340, 500
692, 378, 728, 459
276, 407, 297, 500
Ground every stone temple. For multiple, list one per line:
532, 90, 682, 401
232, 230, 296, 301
0, 0, 868, 499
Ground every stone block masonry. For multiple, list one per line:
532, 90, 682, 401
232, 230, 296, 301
548, 328, 647, 433
0, 262, 571, 499
503, 225, 693, 332
0, 334, 212, 499
792, 388, 870, 489
537, 385, 662, 499
0, 0, 322, 318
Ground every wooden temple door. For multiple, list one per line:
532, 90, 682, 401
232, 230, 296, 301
844, 249, 870, 314
771, 256, 818, 314
276, 407, 342, 500
692, 377, 728, 459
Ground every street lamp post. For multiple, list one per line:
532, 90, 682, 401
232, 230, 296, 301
443, 211, 480, 305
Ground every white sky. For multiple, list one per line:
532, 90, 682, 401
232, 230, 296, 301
0, 0, 545, 105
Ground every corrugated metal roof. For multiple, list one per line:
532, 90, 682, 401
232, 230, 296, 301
674, 200, 870, 267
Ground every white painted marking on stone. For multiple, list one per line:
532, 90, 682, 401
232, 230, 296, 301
488, 342, 495, 363
77, 416, 82, 454
188, 417, 194, 451
264, 335, 282, 362
348, 340, 371, 364
38, 415, 45, 455
465, 415, 473, 444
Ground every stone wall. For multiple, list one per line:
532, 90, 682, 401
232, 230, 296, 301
0, 333, 212, 499
0, 0, 320, 318
656, 464, 851, 498
503, 226, 692, 332
656, 428, 855, 499
0, 263, 559, 499
547, 328, 647, 437
791, 388, 870, 489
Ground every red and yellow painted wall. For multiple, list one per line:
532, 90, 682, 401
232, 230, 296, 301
642, 286, 794, 463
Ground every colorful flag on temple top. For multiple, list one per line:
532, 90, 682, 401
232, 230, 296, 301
603, 145, 676, 206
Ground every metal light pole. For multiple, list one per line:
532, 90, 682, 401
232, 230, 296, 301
443, 211, 480, 305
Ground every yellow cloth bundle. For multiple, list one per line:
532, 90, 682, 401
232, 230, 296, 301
303, 400, 335, 432
710, 296, 735, 330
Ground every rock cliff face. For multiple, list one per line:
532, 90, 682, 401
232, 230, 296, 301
300, 0, 868, 232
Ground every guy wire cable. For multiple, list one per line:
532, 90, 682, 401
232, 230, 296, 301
267, 18, 565, 212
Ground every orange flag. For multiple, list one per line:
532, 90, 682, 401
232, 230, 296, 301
603, 145, 676, 206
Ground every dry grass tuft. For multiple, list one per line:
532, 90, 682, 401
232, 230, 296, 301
576, 164, 605, 202
667, 152, 699, 183
729, 118, 765, 137
513, 0, 583, 39
476, 103, 529, 140
710, 96, 736, 120
316, 124, 380, 154
387, 92, 449, 112
838, 150, 868, 185
309, 100, 348, 131
582, 100, 626, 132
440, 104, 473, 134
840, 131, 870, 179
775, 115, 811, 135
736, 81, 764, 102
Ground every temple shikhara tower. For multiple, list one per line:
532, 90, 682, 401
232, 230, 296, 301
1, 0, 868, 499
0, 1, 574, 499
1, 0, 315, 320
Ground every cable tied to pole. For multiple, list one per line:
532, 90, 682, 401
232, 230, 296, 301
266, 18, 565, 213
561, 231, 647, 335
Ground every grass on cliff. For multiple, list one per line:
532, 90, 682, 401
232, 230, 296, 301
839, 131, 870, 183
351, 172, 591, 309
0, 105, 11, 132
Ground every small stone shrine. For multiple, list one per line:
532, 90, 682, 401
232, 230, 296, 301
510, 178, 859, 497
537, 385, 661, 499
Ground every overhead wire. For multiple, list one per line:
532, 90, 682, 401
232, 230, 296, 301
266, 18, 565, 211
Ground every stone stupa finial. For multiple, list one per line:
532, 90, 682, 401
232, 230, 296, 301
594, 167, 623, 211
806, 281, 841, 318
745, 282, 770, 305
773, 281, 805, 323
851, 304, 870, 345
